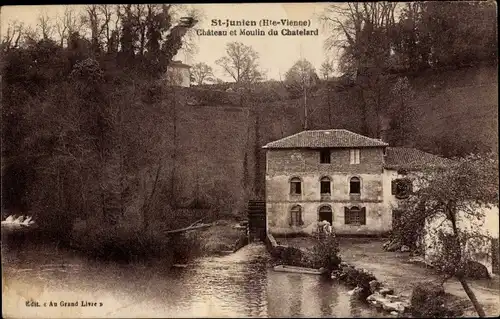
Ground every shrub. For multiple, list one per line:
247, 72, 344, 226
308, 236, 342, 271
280, 246, 307, 267
71, 225, 201, 264
410, 282, 457, 317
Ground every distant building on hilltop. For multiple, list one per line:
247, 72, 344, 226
166, 60, 191, 87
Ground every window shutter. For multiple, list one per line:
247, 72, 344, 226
360, 207, 366, 225
407, 180, 413, 194
391, 180, 397, 195
344, 207, 349, 224
299, 212, 304, 226
289, 211, 293, 226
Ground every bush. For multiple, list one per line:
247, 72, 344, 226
280, 246, 307, 267
308, 236, 342, 271
410, 282, 457, 317
71, 225, 201, 264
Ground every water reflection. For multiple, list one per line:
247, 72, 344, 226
3, 244, 383, 318
317, 277, 338, 317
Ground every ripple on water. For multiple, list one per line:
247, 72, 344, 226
3, 245, 384, 318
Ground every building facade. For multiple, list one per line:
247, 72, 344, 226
263, 129, 447, 236
166, 61, 191, 87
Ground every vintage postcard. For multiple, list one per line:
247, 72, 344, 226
1, 2, 498, 318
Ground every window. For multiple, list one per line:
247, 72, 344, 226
320, 149, 331, 164
290, 205, 304, 226
320, 176, 331, 195
344, 206, 366, 225
391, 178, 413, 199
290, 177, 302, 195
350, 149, 360, 164
349, 177, 361, 194
318, 205, 333, 224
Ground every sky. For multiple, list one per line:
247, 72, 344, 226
1, 3, 338, 81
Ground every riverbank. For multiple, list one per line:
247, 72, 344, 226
278, 236, 500, 317
2, 216, 247, 268
197, 219, 247, 255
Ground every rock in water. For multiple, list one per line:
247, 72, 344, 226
379, 287, 395, 296
369, 279, 382, 293
400, 245, 410, 252
382, 240, 391, 250
382, 301, 405, 313
347, 286, 364, 299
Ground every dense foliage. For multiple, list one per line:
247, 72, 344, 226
391, 152, 498, 316
320, 1, 497, 143
309, 235, 342, 271
1, 5, 198, 246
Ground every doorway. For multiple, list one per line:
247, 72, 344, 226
318, 205, 333, 224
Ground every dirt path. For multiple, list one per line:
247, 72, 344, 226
278, 236, 500, 317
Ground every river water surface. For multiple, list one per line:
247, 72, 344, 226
2, 243, 383, 318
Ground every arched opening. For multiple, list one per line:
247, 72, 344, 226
349, 176, 361, 194
318, 205, 333, 224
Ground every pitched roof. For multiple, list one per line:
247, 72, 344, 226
384, 147, 452, 170
262, 129, 388, 149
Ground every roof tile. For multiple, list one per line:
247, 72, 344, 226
262, 129, 388, 149
384, 147, 451, 170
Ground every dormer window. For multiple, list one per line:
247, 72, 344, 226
350, 149, 360, 164
320, 149, 331, 164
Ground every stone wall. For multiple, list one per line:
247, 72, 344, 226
423, 205, 500, 275
154, 65, 497, 214
159, 87, 252, 212
266, 148, 385, 175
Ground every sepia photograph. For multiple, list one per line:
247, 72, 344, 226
1, 2, 498, 318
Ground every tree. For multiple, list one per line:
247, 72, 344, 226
1, 6, 198, 242
215, 42, 263, 84
320, 2, 398, 76
386, 76, 416, 145
320, 58, 335, 80
284, 58, 320, 129
190, 62, 214, 85
1, 20, 25, 52
36, 9, 55, 40
320, 2, 399, 137
394, 153, 498, 317
54, 6, 85, 48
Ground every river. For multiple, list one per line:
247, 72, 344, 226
2, 243, 384, 318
